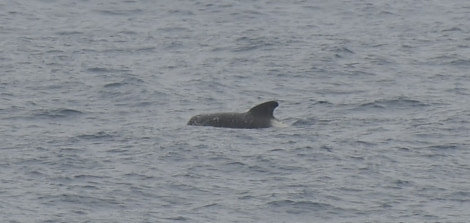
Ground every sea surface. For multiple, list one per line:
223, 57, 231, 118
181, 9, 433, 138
1, 0, 470, 222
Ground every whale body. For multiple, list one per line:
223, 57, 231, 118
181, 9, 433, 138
187, 101, 280, 129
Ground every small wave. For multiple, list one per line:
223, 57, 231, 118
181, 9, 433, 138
441, 27, 463, 32
379, 97, 428, 107
267, 199, 335, 213
86, 67, 112, 73
135, 46, 156, 52
77, 131, 114, 140
426, 144, 460, 151
428, 55, 470, 66
355, 97, 428, 111
450, 59, 470, 66
33, 108, 83, 119
103, 82, 125, 88
55, 31, 83, 36
292, 117, 317, 126
103, 77, 145, 88
40, 193, 120, 208
86, 67, 130, 73
161, 216, 189, 221
158, 27, 192, 33
324, 46, 355, 58
233, 36, 278, 52
334, 46, 354, 54
449, 191, 470, 202
95, 9, 144, 16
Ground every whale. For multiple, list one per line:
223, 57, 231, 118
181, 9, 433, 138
187, 101, 281, 129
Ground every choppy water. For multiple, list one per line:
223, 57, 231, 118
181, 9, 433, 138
1, 0, 470, 222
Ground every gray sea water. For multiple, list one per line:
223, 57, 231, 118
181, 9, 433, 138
1, 0, 470, 222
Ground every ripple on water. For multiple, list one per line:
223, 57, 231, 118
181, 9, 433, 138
32, 108, 84, 119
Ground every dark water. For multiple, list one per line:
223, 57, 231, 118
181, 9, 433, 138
1, 0, 470, 222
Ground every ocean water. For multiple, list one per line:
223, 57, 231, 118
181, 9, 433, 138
1, 0, 470, 222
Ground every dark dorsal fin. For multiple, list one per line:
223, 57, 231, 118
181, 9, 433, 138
248, 101, 278, 117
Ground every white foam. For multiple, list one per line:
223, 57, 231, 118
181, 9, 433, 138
271, 119, 288, 128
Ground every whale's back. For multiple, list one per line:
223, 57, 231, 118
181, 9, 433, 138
187, 101, 279, 129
